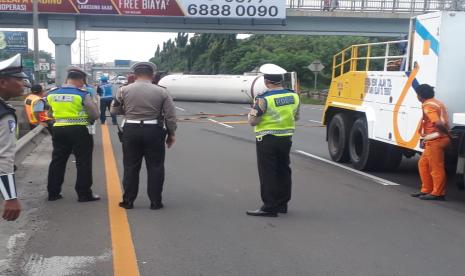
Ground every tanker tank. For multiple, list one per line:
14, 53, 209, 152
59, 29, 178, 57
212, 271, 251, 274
158, 74, 268, 103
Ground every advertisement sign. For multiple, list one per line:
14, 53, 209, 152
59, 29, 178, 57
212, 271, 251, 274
0, 31, 28, 53
0, 0, 286, 19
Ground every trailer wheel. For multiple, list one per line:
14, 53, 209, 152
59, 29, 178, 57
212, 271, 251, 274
328, 113, 351, 163
348, 118, 382, 171
380, 144, 403, 171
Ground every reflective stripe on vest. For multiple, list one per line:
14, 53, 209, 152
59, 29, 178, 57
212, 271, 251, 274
47, 87, 89, 126
24, 94, 41, 124
254, 90, 300, 138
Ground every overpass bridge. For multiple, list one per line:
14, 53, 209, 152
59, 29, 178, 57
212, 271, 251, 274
1, 0, 462, 83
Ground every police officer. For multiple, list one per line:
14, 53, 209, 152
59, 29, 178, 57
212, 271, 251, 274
0, 54, 27, 221
97, 75, 118, 125
111, 62, 177, 210
246, 64, 300, 217
46, 67, 100, 202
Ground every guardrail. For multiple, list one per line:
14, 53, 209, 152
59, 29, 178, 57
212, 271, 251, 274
287, 0, 465, 13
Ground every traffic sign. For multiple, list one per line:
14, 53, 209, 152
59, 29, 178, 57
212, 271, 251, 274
23, 59, 34, 68
39, 63, 50, 71
308, 60, 325, 72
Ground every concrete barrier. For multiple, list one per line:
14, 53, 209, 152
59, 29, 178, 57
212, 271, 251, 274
8, 101, 32, 138
15, 125, 48, 167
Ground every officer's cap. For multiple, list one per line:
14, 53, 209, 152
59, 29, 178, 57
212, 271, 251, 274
66, 66, 89, 79
260, 63, 287, 84
0, 54, 28, 78
131, 62, 157, 73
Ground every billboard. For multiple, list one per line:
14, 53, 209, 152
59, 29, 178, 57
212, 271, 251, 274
0, 31, 28, 53
0, 0, 286, 19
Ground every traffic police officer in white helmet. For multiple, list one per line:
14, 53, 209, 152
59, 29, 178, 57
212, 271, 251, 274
0, 54, 28, 221
247, 63, 300, 217
46, 66, 100, 202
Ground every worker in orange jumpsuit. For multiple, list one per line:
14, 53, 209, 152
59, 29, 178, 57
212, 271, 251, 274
411, 84, 450, 200
24, 84, 53, 133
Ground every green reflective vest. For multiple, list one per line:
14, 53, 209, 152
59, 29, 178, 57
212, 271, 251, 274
254, 90, 300, 138
47, 87, 90, 127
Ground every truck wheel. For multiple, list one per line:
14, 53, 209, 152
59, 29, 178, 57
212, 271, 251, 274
328, 113, 351, 163
348, 118, 382, 171
380, 144, 403, 171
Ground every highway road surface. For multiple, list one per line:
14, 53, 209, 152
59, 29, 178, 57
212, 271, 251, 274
2, 102, 465, 276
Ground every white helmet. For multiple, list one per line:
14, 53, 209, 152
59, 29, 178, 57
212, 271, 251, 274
259, 63, 287, 75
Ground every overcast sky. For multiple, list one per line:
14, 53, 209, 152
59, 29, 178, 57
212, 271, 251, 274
2, 28, 179, 64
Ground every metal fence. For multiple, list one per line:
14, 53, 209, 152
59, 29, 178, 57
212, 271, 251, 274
287, 0, 465, 13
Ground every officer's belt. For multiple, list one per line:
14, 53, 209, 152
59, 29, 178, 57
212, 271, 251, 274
255, 129, 294, 136
125, 119, 158, 124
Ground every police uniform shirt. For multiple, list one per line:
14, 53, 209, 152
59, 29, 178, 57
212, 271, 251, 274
0, 98, 17, 200
111, 79, 177, 135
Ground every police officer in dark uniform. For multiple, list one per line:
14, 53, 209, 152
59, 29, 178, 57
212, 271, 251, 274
111, 62, 177, 210
0, 54, 27, 221
246, 64, 300, 217
46, 67, 100, 202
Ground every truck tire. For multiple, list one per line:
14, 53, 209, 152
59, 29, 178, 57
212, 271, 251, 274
328, 113, 351, 163
380, 144, 403, 171
348, 118, 383, 171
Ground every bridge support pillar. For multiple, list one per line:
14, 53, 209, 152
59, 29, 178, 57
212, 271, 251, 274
48, 18, 76, 86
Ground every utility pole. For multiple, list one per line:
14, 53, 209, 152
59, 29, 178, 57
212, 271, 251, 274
83, 31, 86, 68
32, 0, 40, 83
79, 31, 82, 67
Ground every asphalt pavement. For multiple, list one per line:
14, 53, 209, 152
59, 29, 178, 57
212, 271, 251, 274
2, 102, 465, 276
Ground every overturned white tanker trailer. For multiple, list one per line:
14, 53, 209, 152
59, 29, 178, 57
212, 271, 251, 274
158, 73, 298, 104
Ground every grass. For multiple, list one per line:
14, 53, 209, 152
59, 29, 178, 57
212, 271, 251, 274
300, 95, 325, 105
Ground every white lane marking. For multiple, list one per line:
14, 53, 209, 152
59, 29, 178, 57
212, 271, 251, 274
208, 118, 234, 129
308, 120, 322, 124
23, 250, 112, 276
295, 150, 400, 186
175, 106, 186, 112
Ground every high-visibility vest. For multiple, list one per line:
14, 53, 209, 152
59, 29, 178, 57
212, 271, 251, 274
24, 94, 51, 124
254, 89, 300, 138
46, 87, 90, 127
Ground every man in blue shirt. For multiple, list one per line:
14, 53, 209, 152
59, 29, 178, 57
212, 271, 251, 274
97, 76, 118, 125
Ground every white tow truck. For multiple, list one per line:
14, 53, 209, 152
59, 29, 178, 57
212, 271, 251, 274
322, 11, 465, 186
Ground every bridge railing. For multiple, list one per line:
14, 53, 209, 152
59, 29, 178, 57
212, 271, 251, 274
287, 0, 465, 13
332, 40, 409, 79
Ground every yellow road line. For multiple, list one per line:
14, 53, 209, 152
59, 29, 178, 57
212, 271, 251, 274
101, 124, 140, 276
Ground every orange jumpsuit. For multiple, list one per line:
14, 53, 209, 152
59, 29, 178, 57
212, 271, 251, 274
418, 98, 450, 196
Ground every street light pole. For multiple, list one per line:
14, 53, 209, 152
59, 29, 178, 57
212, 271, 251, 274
32, 0, 40, 83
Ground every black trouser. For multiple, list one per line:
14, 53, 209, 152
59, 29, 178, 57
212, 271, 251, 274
122, 124, 166, 204
100, 97, 117, 124
47, 125, 94, 198
256, 135, 293, 212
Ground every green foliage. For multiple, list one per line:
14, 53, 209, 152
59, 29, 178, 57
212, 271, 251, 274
151, 33, 385, 87
0, 49, 54, 62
